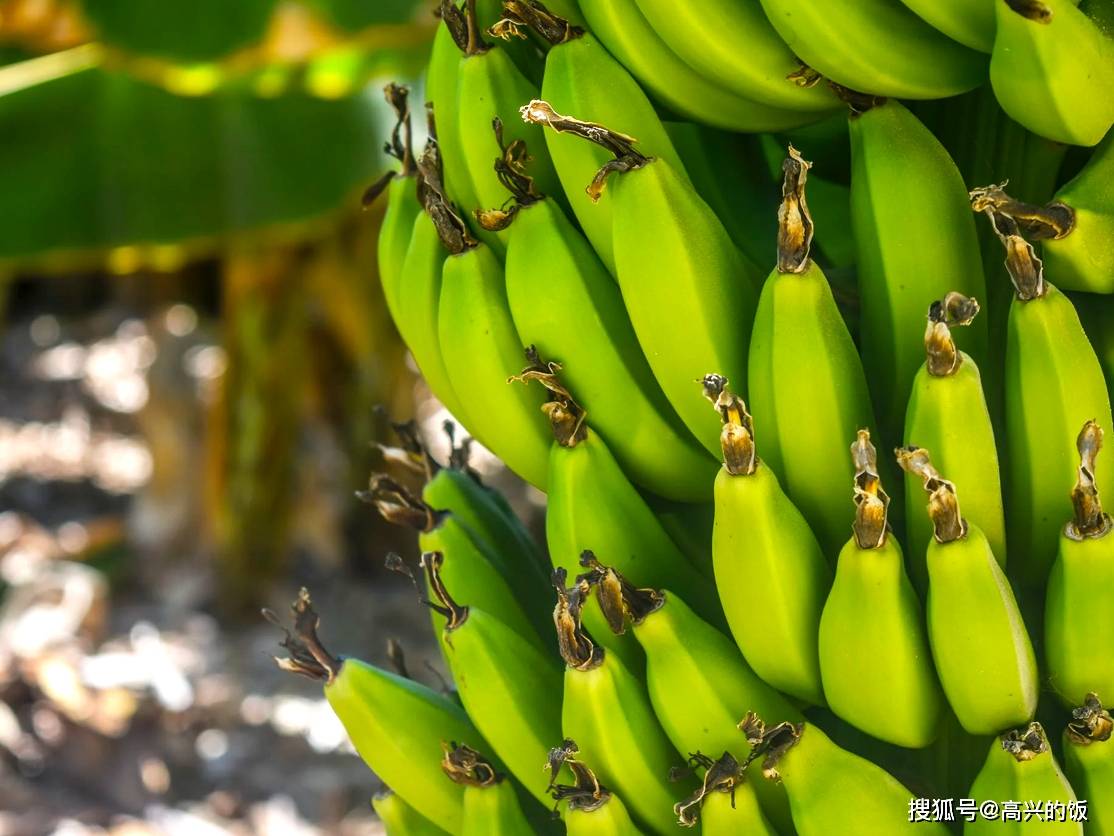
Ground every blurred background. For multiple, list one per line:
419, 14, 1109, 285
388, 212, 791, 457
0, 1, 536, 833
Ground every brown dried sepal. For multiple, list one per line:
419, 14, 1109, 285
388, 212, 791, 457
894, 447, 967, 543
924, 292, 981, 377
357, 474, 442, 532
1067, 693, 1114, 745
577, 550, 664, 634
776, 145, 814, 274
1000, 722, 1050, 762
852, 430, 890, 549
264, 588, 341, 684
415, 107, 477, 255
553, 569, 602, 671
362, 83, 416, 207
738, 712, 804, 784
442, 742, 503, 786
493, 0, 583, 46
1066, 420, 1113, 541
968, 183, 1073, 240
509, 346, 588, 447
702, 374, 757, 476
476, 117, 545, 231
546, 739, 612, 813
1005, 0, 1053, 23
674, 752, 747, 828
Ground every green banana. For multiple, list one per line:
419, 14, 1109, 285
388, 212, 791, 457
580, 0, 833, 132
581, 552, 798, 832
757, 0, 987, 99
967, 202, 1114, 587
631, 0, 839, 113
1063, 694, 1114, 835
442, 743, 536, 835
268, 590, 484, 833
1077, 291, 1114, 398
673, 752, 778, 834
438, 236, 551, 489
749, 145, 882, 556
707, 377, 831, 706
903, 293, 1006, 590
741, 714, 950, 835
897, 447, 1040, 736
554, 572, 693, 836
482, 135, 717, 502
850, 98, 989, 438
990, 0, 1114, 147
819, 431, 944, 748
371, 83, 422, 323
522, 100, 761, 457
363, 475, 552, 650
497, 0, 688, 274
547, 740, 642, 836
372, 790, 450, 836
1045, 421, 1114, 707
966, 723, 1083, 835
393, 552, 563, 807
898, 0, 996, 52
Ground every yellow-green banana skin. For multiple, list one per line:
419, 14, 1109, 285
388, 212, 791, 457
819, 536, 944, 748
461, 779, 535, 836
563, 656, 689, 836
1044, 132, 1114, 292
565, 796, 641, 836
396, 212, 471, 427
539, 33, 687, 275
378, 174, 421, 321
438, 244, 551, 489
712, 463, 830, 705
991, 0, 1114, 146
373, 790, 450, 836
748, 260, 881, 557
580, 0, 826, 132
610, 160, 760, 458
1045, 533, 1114, 707
899, 0, 996, 51
504, 199, 717, 501
1005, 284, 1114, 587
849, 100, 988, 435
925, 523, 1039, 735
1063, 731, 1114, 835
634, 592, 799, 832
966, 738, 1083, 834
325, 659, 484, 832
426, 24, 477, 217
700, 785, 779, 835
444, 609, 563, 805
904, 354, 1006, 588
775, 723, 950, 835
758, 0, 987, 98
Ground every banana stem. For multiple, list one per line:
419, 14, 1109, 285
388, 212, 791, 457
520, 99, 651, 201
1067, 420, 1113, 540
738, 712, 805, 782
264, 588, 341, 684
578, 550, 664, 633
442, 742, 504, 786
701, 374, 757, 476
1000, 722, 1050, 763
894, 446, 967, 543
1067, 693, 1113, 744
547, 739, 612, 812
924, 292, 981, 377
553, 568, 603, 670
852, 430, 891, 549
673, 752, 746, 827
776, 146, 815, 274
494, 0, 582, 46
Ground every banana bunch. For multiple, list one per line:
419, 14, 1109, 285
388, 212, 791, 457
274, 0, 1114, 830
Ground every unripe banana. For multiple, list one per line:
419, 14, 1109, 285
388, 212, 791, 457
673, 752, 778, 834
268, 590, 484, 833
391, 552, 563, 806
580, 0, 826, 133
363, 475, 552, 650
554, 572, 692, 836
372, 790, 450, 836
442, 743, 536, 835
438, 236, 551, 489
371, 83, 422, 322
483, 136, 717, 501
750, 145, 882, 556
546, 740, 642, 836
741, 714, 950, 835
898, 0, 996, 51
966, 723, 1083, 835
1062, 694, 1114, 835
1046, 421, 1114, 707
904, 293, 1006, 589
850, 99, 989, 437
631, 0, 839, 113
496, 0, 687, 275
897, 447, 1040, 735
966, 203, 1114, 587
580, 553, 798, 832
522, 100, 761, 456
757, 0, 987, 98
707, 377, 831, 705
819, 431, 944, 748
991, 0, 1114, 146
